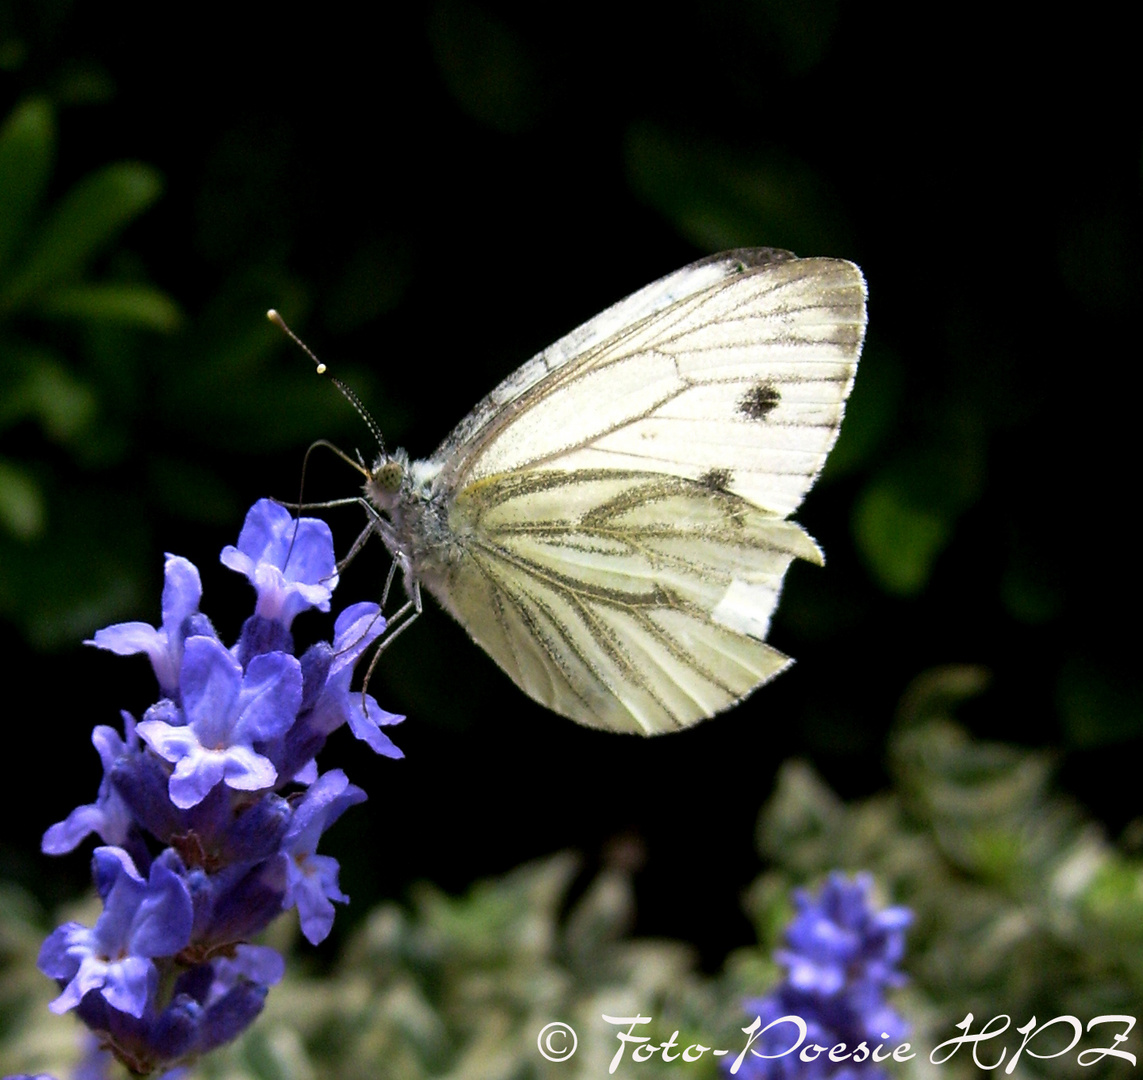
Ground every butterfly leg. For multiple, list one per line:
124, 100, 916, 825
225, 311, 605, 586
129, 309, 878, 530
357, 580, 422, 709
279, 496, 367, 511
305, 496, 400, 579
380, 557, 399, 610
376, 577, 422, 641
337, 517, 378, 574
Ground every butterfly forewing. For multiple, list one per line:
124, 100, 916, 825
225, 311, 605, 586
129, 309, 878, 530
427, 250, 789, 487
432, 252, 864, 519
395, 249, 865, 733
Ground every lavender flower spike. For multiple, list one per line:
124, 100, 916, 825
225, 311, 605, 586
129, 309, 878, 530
37, 499, 403, 1075
730, 873, 912, 1080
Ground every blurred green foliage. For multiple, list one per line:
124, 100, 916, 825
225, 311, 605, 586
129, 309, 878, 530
0, 94, 356, 648
0, 96, 172, 638
2, 669, 1139, 1079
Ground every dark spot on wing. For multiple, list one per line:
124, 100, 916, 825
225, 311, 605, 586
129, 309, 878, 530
698, 467, 733, 490
739, 381, 781, 420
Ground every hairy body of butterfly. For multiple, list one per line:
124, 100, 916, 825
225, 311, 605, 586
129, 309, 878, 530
361, 248, 865, 736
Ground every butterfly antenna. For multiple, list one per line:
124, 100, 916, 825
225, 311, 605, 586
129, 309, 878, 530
331, 378, 387, 457
267, 310, 380, 578
279, 440, 361, 582
267, 309, 387, 455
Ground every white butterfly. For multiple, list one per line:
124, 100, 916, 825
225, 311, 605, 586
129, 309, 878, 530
304, 248, 865, 736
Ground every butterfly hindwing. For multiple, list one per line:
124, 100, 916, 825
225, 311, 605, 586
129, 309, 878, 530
429, 469, 823, 734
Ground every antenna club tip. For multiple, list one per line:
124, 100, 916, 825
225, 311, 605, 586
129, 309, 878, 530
266, 308, 328, 375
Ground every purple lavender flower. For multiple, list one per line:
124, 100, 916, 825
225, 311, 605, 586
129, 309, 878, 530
280, 769, 367, 944
37, 499, 401, 1077
137, 636, 303, 809
730, 874, 912, 1080
220, 498, 338, 627
38, 847, 193, 1018
312, 602, 404, 757
87, 555, 204, 698
42, 714, 140, 854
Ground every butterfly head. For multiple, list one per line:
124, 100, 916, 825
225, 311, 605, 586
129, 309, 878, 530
364, 449, 410, 513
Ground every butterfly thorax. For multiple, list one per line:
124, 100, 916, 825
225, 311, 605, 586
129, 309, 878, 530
364, 451, 459, 585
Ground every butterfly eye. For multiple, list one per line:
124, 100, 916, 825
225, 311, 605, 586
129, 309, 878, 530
373, 461, 404, 493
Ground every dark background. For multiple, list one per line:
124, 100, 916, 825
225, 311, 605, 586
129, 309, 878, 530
1, 0, 1139, 969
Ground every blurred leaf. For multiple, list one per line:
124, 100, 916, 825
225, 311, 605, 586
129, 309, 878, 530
1057, 657, 1143, 748
0, 37, 28, 72
33, 282, 183, 330
852, 405, 986, 596
428, 0, 547, 133
2, 161, 163, 308
1000, 544, 1064, 624
0, 346, 98, 441
147, 454, 245, 526
1057, 205, 1138, 312
753, 0, 842, 73
322, 236, 412, 334
564, 865, 636, 964
625, 123, 854, 255
0, 98, 55, 274
852, 475, 949, 595
0, 97, 187, 648
0, 459, 46, 539
52, 60, 117, 105
0, 483, 149, 647
895, 664, 992, 725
